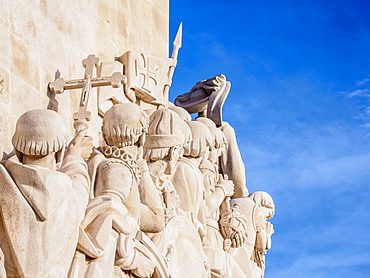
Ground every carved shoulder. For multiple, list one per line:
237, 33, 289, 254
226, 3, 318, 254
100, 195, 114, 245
94, 159, 134, 202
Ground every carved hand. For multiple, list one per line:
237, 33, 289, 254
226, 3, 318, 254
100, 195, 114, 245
217, 175, 234, 197
230, 231, 246, 248
132, 253, 155, 278
65, 129, 93, 160
265, 222, 274, 237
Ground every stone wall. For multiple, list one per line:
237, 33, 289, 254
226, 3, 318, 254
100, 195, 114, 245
0, 0, 169, 153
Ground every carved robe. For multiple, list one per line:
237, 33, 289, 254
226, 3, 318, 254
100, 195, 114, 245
201, 160, 226, 273
170, 157, 207, 238
201, 160, 247, 278
228, 197, 265, 278
0, 155, 89, 278
73, 148, 165, 278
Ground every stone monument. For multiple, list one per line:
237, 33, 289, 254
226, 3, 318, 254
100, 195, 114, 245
0, 0, 274, 277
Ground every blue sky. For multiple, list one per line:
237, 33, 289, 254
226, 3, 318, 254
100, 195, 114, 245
169, 1, 370, 277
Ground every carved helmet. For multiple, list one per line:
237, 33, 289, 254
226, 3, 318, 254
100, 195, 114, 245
12, 109, 69, 156
144, 108, 185, 149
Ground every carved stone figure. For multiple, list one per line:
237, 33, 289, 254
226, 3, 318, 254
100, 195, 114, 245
144, 108, 208, 278
143, 107, 186, 223
226, 191, 274, 278
168, 105, 193, 155
0, 109, 92, 277
168, 105, 192, 122
170, 121, 212, 240
248, 191, 275, 278
71, 103, 167, 278
174, 74, 229, 121
175, 74, 247, 198
1, 0, 278, 274
194, 121, 246, 278
0, 67, 275, 278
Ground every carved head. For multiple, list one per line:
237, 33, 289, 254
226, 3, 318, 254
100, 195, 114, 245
168, 106, 192, 122
248, 191, 275, 219
194, 116, 216, 127
169, 106, 192, 149
102, 103, 149, 147
208, 126, 227, 164
12, 109, 69, 161
184, 121, 212, 158
143, 108, 185, 163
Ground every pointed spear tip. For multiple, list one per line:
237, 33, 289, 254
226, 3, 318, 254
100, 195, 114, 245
173, 22, 182, 48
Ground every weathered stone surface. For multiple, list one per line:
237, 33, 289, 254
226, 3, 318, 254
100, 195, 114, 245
0, 1, 275, 277
0, 0, 169, 152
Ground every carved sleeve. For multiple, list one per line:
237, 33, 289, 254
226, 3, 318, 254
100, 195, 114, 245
94, 160, 133, 203
59, 154, 90, 213
253, 206, 265, 233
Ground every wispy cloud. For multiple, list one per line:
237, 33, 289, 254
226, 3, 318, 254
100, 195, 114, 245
360, 123, 370, 129
269, 251, 370, 278
356, 74, 370, 86
265, 181, 370, 278
342, 88, 370, 98
338, 75, 370, 130
267, 201, 370, 277
240, 120, 370, 188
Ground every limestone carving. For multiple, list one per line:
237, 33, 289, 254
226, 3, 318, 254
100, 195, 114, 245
70, 103, 167, 278
225, 192, 275, 278
49, 54, 127, 131
49, 54, 126, 95
174, 74, 275, 277
143, 107, 185, 223
194, 120, 246, 278
117, 23, 182, 106
171, 121, 210, 240
0, 52, 274, 277
0, 109, 92, 277
143, 108, 209, 277
248, 191, 275, 277
174, 74, 229, 120
0, 74, 3, 94
175, 74, 247, 198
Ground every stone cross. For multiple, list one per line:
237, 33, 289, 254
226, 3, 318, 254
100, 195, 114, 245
49, 54, 127, 132
140, 57, 158, 91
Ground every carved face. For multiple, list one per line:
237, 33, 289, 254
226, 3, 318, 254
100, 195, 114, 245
164, 145, 183, 175
208, 148, 219, 165
260, 206, 274, 220
209, 143, 226, 165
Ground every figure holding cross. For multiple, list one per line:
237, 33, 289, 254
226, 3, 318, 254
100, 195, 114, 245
49, 54, 127, 132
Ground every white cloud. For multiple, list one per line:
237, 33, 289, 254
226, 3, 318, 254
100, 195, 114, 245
356, 75, 370, 86
268, 251, 370, 278
360, 123, 370, 129
241, 122, 370, 189
265, 202, 370, 277
338, 78, 370, 129
295, 152, 370, 189
342, 88, 370, 98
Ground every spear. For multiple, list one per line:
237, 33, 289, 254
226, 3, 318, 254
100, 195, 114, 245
163, 22, 182, 101
171, 22, 182, 61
